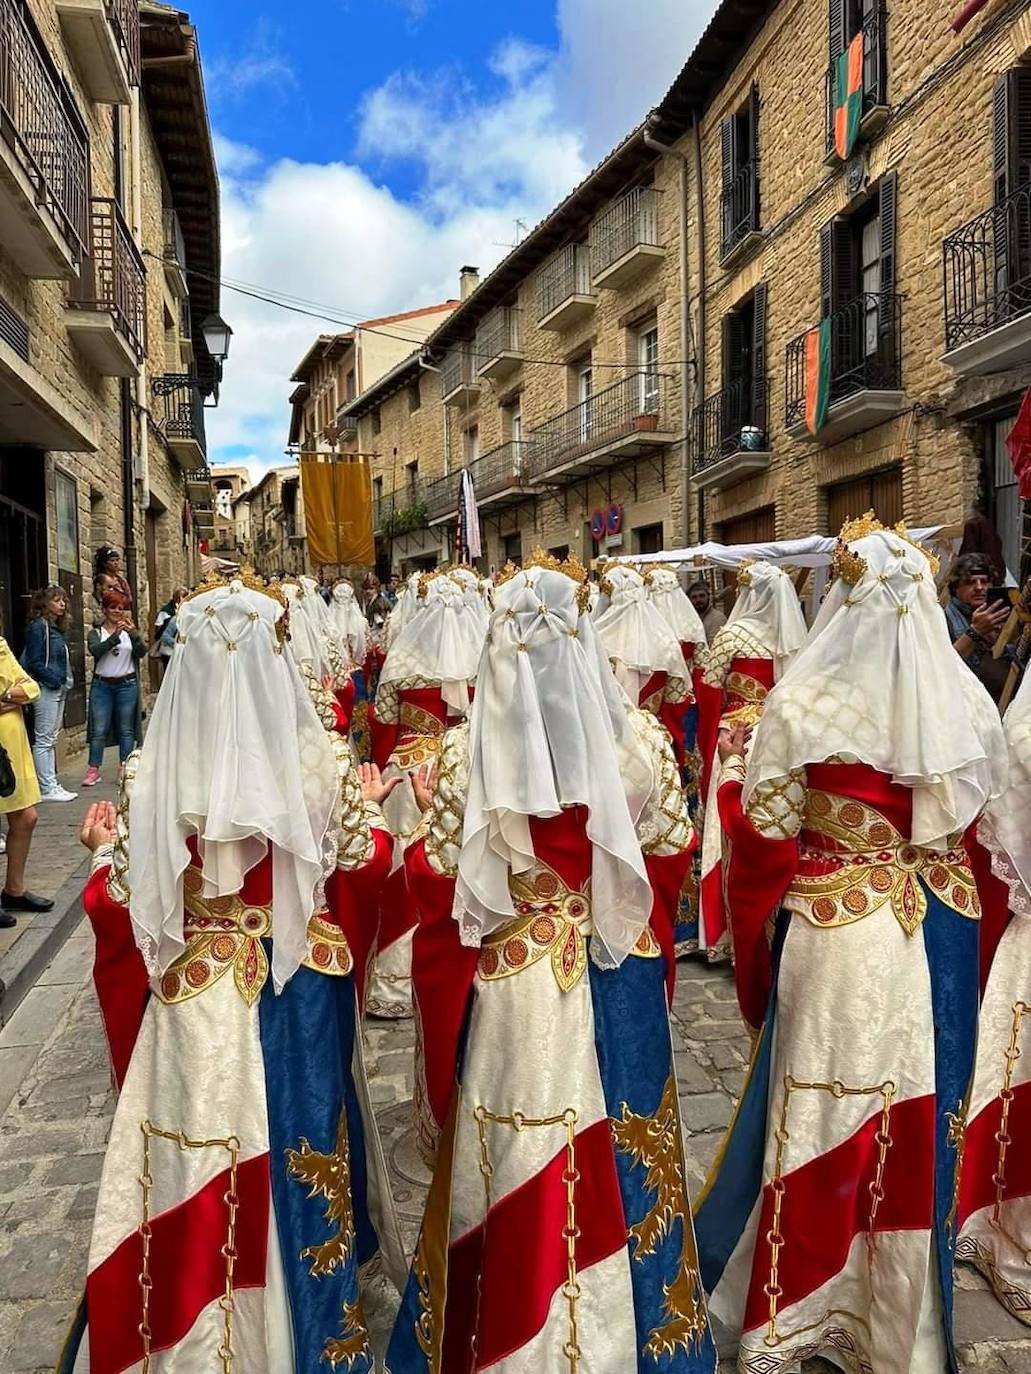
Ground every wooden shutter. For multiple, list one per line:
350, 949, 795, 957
993, 68, 1031, 204
820, 220, 834, 318
721, 309, 747, 388
749, 83, 761, 229
751, 282, 768, 429
829, 0, 848, 64
821, 215, 858, 317
878, 170, 897, 295
721, 114, 735, 248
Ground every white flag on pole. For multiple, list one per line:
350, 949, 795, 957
461, 467, 482, 560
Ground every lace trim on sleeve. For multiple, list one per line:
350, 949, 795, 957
745, 769, 807, 840
424, 722, 470, 877
978, 816, 1031, 920
107, 749, 141, 906
630, 709, 693, 855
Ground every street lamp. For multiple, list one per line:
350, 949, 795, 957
201, 313, 233, 363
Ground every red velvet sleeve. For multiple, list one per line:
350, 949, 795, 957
369, 704, 398, 772
965, 826, 1012, 995
83, 865, 150, 1090
694, 675, 722, 798
334, 678, 356, 734
406, 838, 478, 1135
717, 778, 798, 1030
645, 843, 693, 1004
327, 827, 393, 1001
657, 702, 688, 772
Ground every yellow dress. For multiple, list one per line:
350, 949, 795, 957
0, 637, 40, 813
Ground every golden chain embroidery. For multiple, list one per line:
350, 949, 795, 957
765, 1076, 895, 1348
424, 723, 469, 878
286, 1107, 372, 1370
473, 1105, 581, 1373
991, 1000, 1031, 1262
945, 1097, 969, 1235
138, 1120, 241, 1373
108, 748, 141, 907
611, 1074, 708, 1357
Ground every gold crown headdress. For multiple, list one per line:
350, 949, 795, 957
416, 569, 443, 599
831, 511, 940, 586
182, 565, 286, 612
494, 548, 592, 613
736, 559, 755, 588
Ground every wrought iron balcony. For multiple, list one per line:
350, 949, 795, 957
692, 379, 771, 490
162, 206, 188, 297
153, 373, 207, 470
823, 5, 889, 160
536, 244, 595, 330
524, 371, 675, 484
67, 199, 147, 375
378, 480, 429, 538
589, 187, 663, 289
942, 183, 1031, 376
475, 307, 522, 382
785, 292, 904, 443
55, 0, 139, 103
720, 163, 760, 264
440, 343, 480, 406
0, 0, 90, 277
336, 410, 359, 438
425, 440, 533, 526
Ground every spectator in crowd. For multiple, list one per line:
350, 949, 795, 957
946, 552, 1018, 702
151, 587, 187, 678
688, 579, 728, 640
0, 614, 52, 925
83, 595, 146, 787
21, 585, 76, 802
384, 572, 400, 608
92, 546, 132, 612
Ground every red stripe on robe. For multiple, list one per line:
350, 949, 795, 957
88, 1152, 271, 1374
442, 1117, 627, 1372
742, 1094, 936, 1332
958, 1078, 1031, 1229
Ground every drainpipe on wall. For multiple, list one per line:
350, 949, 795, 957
644, 119, 693, 549
692, 111, 707, 544
129, 87, 150, 601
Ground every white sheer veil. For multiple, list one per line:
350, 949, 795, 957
980, 664, 1031, 914
330, 579, 369, 666
648, 566, 708, 645
725, 560, 807, 669
379, 572, 484, 713
593, 566, 688, 701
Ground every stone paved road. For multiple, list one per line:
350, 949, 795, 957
0, 936, 1027, 1371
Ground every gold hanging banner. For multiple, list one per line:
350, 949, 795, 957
299, 457, 374, 568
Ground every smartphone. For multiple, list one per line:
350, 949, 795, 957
988, 587, 1014, 609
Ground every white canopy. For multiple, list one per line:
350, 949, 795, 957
611, 529, 948, 571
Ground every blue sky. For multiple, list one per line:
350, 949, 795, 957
195, 0, 713, 473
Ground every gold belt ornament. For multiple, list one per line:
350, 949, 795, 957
477, 862, 659, 991
157, 872, 353, 1007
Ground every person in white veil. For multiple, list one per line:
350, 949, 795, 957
331, 577, 370, 668
694, 517, 1007, 1374
75, 573, 404, 1371
957, 663, 1031, 1322
695, 559, 807, 962
365, 571, 484, 1018
386, 550, 717, 1374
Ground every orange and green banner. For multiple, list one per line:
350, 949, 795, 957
833, 32, 864, 160
804, 319, 831, 435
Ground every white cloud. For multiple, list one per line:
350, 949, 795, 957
207, 3, 715, 475
208, 20, 297, 103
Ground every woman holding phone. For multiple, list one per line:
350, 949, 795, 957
83, 594, 145, 787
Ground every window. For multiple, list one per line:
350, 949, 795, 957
503, 531, 523, 565
502, 400, 522, 444
827, 0, 887, 148
215, 483, 233, 519
819, 171, 897, 384
720, 283, 768, 443
991, 69, 1031, 313
345, 370, 356, 402
406, 461, 419, 496
464, 425, 480, 465
408, 382, 421, 413
720, 84, 760, 256
825, 467, 902, 533
55, 471, 78, 572
634, 523, 663, 556
990, 416, 1020, 578
637, 324, 659, 412
578, 362, 593, 441
371, 407, 382, 436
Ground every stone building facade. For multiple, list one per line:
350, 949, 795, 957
666, 0, 1031, 558
0, 0, 221, 745
245, 464, 306, 578
209, 463, 249, 559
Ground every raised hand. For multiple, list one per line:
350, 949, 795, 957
80, 801, 117, 851
358, 762, 402, 807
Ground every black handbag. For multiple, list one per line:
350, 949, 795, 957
0, 742, 15, 798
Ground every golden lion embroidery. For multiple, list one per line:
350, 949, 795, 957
611, 1074, 709, 1359
286, 1109, 372, 1370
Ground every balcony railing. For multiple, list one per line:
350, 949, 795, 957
943, 183, 1031, 352
536, 244, 592, 322
720, 163, 759, 259
336, 411, 358, 438
823, 5, 888, 158
71, 198, 146, 359
377, 480, 429, 537
589, 187, 661, 279
524, 370, 672, 482
0, 0, 90, 258
163, 206, 186, 269
475, 307, 521, 373
424, 440, 532, 524
153, 373, 206, 455
785, 292, 903, 429
693, 379, 770, 475
440, 343, 479, 400
423, 473, 457, 523
108, 0, 140, 85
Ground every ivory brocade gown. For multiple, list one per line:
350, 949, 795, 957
695, 757, 985, 1374
66, 758, 405, 1374
386, 712, 719, 1374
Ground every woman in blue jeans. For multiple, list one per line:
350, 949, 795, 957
84, 595, 145, 787
21, 585, 76, 802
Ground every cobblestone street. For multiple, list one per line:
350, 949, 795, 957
0, 891, 1027, 1370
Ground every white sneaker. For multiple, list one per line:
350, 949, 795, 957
40, 787, 78, 803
